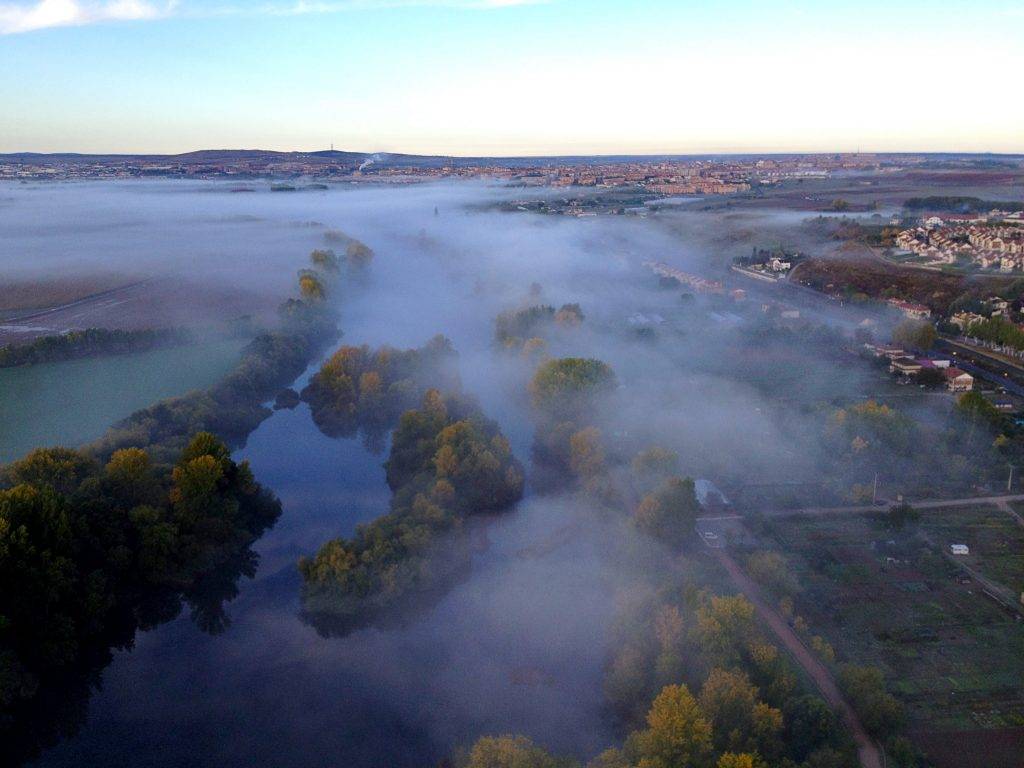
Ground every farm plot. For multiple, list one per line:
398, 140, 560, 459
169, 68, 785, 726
757, 512, 1024, 767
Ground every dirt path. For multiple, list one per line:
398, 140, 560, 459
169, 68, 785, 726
711, 547, 884, 768
698, 493, 1024, 523
994, 499, 1024, 529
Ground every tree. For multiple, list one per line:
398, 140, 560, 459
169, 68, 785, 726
298, 272, 326, 301
345, 240, 374, 268
634, 477, 700, 548
699, 668, 782, 757
104, 447, 160, 508
892, 320, 936, 352
801, 747, 850, 768
782, 695, 839, 762
4, 447, 97, 496
717, 754, 766, 768
569, 427, 606, 479
529, 358, 616, 418
309, 248, 339, 272
886, 502, 919, 531
956, 391, 1002, 428
745, 552, 799, 597
837, 665, 904, 738
625, 684, 713, 768
632, 447, 680, 489
463, 735, 575, 768
695, 594, 757, 667
554, 303, 585, 327
700, 668, 759, 752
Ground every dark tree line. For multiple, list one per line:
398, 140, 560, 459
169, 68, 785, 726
0, 327, 192, 368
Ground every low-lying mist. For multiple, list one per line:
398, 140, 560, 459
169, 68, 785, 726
6, 177, 941, 767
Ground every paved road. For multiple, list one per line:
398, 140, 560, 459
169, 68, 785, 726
2, 279, 154, 324
710, 547, 884, 768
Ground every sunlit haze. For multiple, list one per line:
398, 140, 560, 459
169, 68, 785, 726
2, 0, 1023, 155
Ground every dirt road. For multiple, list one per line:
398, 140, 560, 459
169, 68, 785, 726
711, 547, 885, 768
698, 493, 1024, 523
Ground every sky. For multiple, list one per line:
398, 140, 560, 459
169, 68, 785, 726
1, 0, 1022, 156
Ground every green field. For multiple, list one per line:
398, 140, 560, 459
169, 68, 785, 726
918, 506, 1024, 602
753, 509, 1024, 766
0, 339, 245, 463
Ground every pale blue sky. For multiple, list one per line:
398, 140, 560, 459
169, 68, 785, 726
2, 0, 1022, 155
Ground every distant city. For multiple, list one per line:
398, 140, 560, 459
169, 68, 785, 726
1, 149, 1006, 187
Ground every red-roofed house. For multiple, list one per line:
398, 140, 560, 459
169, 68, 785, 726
944, 367, 974, 392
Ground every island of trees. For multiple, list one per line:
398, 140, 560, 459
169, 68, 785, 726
299, 388, 525, 635
301, 335, 460, 448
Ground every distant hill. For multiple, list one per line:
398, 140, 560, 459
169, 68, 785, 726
2, 149, 1022, 171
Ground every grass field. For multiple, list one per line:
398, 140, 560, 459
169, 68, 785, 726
753, 510, 1024, 768
918, 505, 1024, 602
0, 338, 245, 462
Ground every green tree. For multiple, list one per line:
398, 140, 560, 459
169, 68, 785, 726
782, 695, 839, 762
695, 594, 758, 668
4, 447, 97, 496
745, 552, 799, 597
699, 668, 782, 757
892, 320, 936, 352
634, 477, 701, 548
529, 358, 616, 418
569, 427, 606, 479
837, 665, 904, 738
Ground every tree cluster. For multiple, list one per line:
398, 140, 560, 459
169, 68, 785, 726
461, 665, 851, 768
0, 433, 280, 762
299, 389, 524, 635
903, 196, 1024, 214
322, 231, 375, 269
494, 303, 586, 355
0, 328, 192, 369
301, 335, 459, 447
90, 260, 340, 464
965, 316, 1024, 351
529, 357, 616, 421
891, 320, 936, 353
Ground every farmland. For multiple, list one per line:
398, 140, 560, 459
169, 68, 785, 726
750, 508, 1024, 768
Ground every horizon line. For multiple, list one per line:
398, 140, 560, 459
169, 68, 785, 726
4, 147, 1024, 160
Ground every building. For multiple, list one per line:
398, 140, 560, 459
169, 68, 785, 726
950, 311, 985, 331
890, 357, 923, 376
950, 544, 970, 556
887, 299, 931, 320
944, 367, 974, 392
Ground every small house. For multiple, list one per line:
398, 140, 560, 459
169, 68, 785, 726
944, 367, 974, 392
